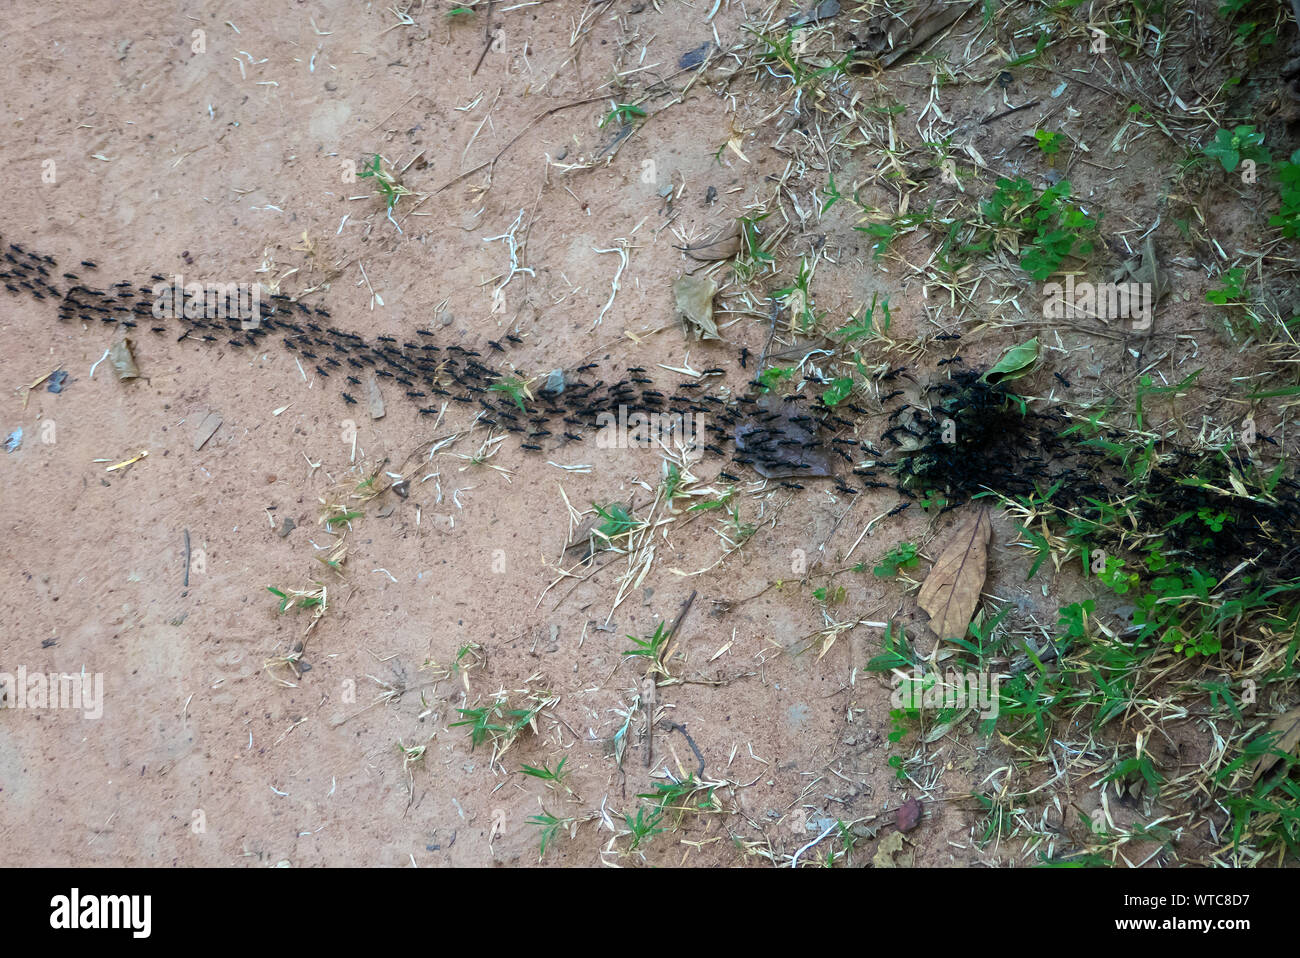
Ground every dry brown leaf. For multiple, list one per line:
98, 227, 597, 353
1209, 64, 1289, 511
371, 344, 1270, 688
676, 223, 740, 262
871, 830, 908, 867
673, 275, 720, 340
1250, 705, 1300, 781
917, 506, 991, 641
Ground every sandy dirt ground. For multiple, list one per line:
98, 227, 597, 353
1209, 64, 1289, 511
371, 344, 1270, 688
1, 0, 1297, 867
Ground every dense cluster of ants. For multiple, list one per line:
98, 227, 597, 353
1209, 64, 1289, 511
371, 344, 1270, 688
5, 235, 1297, 586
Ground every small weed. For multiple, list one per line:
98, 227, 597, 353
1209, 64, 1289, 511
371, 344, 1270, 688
520, 756, 570, 788
527, 808, 575, 860
599, 102, 646, 129
1202, 124, 1269, 173
489, 375, 531, 412
834, 292, 891, 342
623, 806, 665, 851
623, 621, 670, 670
873, 542, 919, 577
592, 502, 642, 545
357, 154, 411, 212
1034, 129, 1066, 157
981, 177, 1098, 280
1269, 149, 1300, 238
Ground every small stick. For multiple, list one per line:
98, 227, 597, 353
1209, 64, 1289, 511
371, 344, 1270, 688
980, 100, 1040, 125
758, 297, 780, 371
183, 529, 192, 587
472, 0, 496, 75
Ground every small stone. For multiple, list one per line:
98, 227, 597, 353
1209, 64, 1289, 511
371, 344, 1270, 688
277, 517, 296, 539
897, 797, 923, 833
541, 368, 565, 395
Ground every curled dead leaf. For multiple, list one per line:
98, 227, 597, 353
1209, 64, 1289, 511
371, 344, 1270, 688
673, 274, 720, 340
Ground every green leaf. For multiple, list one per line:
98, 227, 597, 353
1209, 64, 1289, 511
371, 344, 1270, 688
822, 377, 854, 407
982, 338, 1040, 384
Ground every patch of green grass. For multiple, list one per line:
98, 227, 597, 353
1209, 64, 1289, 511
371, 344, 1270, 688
981, 177, 1098, 280
488, 375, 530, 412
812, 584, 846, 604
1270, 149, 1300, 238
834, 292, 891, 342
266, 585, 324, 614
623, 806, 665, 851
774, 258, 822, 333
732, 213, 775, 282
450, 695, 543, 751
527, 809, 573, 860
865, 620, 918, 671
821, 376, 855, 407
638, 775, 718, 825
520, 757, 569, 787
623, 621, 669, 662
599, 102, 646, 129
755, 364, 797, 392
357, 154, 410, 212
592, 502, 642, 544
